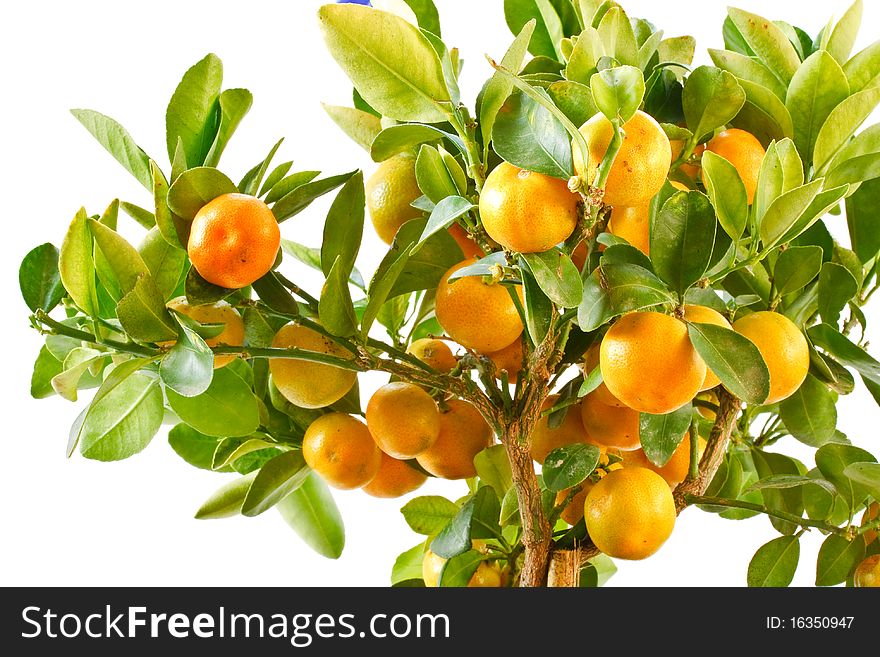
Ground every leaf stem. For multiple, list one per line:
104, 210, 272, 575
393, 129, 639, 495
33, 310, 159, 357
684, 494, 849, 535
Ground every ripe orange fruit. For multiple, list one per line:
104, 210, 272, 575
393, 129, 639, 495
670, 140, 705, 180
366, 153, 423, 244
435, 259, 523, 353
479, 162, 579, 253
366, 382, 440, 459
188, 193, 280, 289
407, 338, 458, 373
556, 482, 593, 525
600, 312, 706, 415
607, 203, 651, 255
362, 452, 427, 498
580, 392, 641, 451
702, 129, 765, 204
416, 399, 492, 479
622, 433, 707, 487
854, 554, 880, 587
161, 296, 244, 368
682, 304, 732, 390
732, 311, 809, 404
861, 502, 879, 545
302, 413, 382, 490
270, 323, 357, 409
448, 223, 484, 259
583, 342, 624, 407
530, 396, 592, 463
574, 110, 672, 207
584, 467, 676, 559
486, 338, 524, 383
422, 549, 501, 587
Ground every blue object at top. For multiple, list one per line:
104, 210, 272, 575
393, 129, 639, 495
337, 0, 371, 5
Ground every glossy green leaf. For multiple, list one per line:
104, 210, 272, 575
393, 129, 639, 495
88, 219, 151, 296
826, 0, 863, 64
522, 250, 583, 308
401, 495, 460, 535
542, 443, 601, 492
439, 550, 483, 588
203, 88, 253, 167
682, 65, 746, 140
521, 265, 552, 345
194, 471, 258, 519
816, 533, 865, 586
492, 90, 572, 179
759, 180, 822, 248
650, 191, 716, 295
323, 103, 382, 152
139, 228, 186, 300
809, 323, 880, 387
169, 424, 225, 472
241, 450, 309, 517
708, 48, 787, 100
547, 80, 598, 126
774, 245, 823, 296
166, 367, 260, 438
845, 177, 880, 262
748, 474, 837, 496
415, 145, 459, 203
747, 535, 800, 587
30, 346, 63, 400
565, 26, 602, 85
701, 151, 748, 240
816, 442, 877, 511
19, 243, 64, 313
165, 53, 222, 166
843, 39, 880, 93
602, 262, 674, 315
159, 319, 214, 398
468, 486, 502, 540
320, 256, 358, 338
321, 171, 365, 279
504, 0, 561, 60
387, 217, 462, 298
70, 109, 152, 190
687, 322, 770, 404
814, 86, 880, 174
639, 404, 692, 467
431, 493, 478, 558
752, 449, 805, 535
778, 375, 838, 447
415, 196, 475, 250
727, 8, 800, 85
391, 543, 426, 585
596, 6, 638, 67
843, 462, 880, 499
369, 124, 462, 162
150, 161, 186, 248
818, 262, 858, 325
166, 167, 237, 221
272, 170, 357, 222
473, 445, 513, 497
239, 138, 284, 197
59, 209, 98, 316
277, 472, 345, 559
754, 139, 804, 224
590, 65, 644, 123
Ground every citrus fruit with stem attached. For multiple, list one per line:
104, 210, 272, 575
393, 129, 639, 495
702, 129, 765, 204
607, 203, 650, 255
574, 110, 671, 207
854, 554, 880, 587
161, 296, 244, 368
270, 323, 356, 409
188, 193, 280, 289
416, 399, 492, 479
732, 311, 809, 404
580, 392, 641, 451
600, 311, 706, 414
530, 396, 593, 463
622, 433, 707, 487
435, 259, 523, 353
407, 338, 458, 373
584, 467, 676, 560
448, 223, 484, 259
556, 482, 594, 525
366, 382, 440, 459
670, 140, 705, 180
362, 452, 427, 498
422, 548, 501, 587
302, 413, 382, 489
486, 338, 524, 383
861, 502, 879, 545
479, 162, 580, 253
682, 304, 732, 390
366, 153, 423, 244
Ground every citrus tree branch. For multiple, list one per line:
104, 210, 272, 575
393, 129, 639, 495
684, 495, 856, 536
33, 310, 159, 357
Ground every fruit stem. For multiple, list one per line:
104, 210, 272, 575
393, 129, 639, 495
447, 108, 486, 192
683, 494, 852, 535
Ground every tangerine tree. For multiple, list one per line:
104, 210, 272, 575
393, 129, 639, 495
19, 0, 880, 587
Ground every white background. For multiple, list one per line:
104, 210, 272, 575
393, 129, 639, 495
1, 0, 877, 587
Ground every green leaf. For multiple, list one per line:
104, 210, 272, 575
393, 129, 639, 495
687, 322, 770, 404
322, 103, 382, 152
596, 6, 638, 67
825, 126, 880, 188
241, 450, 309, 517
88, 219, 151, 295
19, 243, 64, 313
321, 171, 365, 280
808, 323, 880, 388
522, 265, 552, 345
431, 495, 476, 558
277, 472, 345, 558
59, 209, 98, 316
774, 245, 823, 296
590, 65, 645, 124
31, 346, 63, 399
160, 319, 214, 397
504, 0, 560, 59
116, 275, 177, 342
184, 267, 234, 307
577, 270, 612, 331
168, 424, 225, 471
754, 139, 804, 224
542, 443, 601, 492
166, 167, 237, 221
259, 161, 294, 198
747, 535, 800, 587
119, 202, 156, 230
814, 86, 880, 174
778, 375, 838, 447
439, 550, 484, 588
194, 472, 258, 519
734, 78, 795, 144
818, 262, 858, 325
602, 262, 674, 315
240, 139, 285, 197
387, 217, 462, 298
401, 0, 442, 36
150, 162, 185, 248
650, 191, 716, 295
319, 256, 358, 338
468, 486, 502, 540
492, 90, 572, 179
816, 442, 877, 511
473, 445, 513, 497
401, 495, 460, 535
203, 88, 253, 168
701, 151, 748, 240
843, 39, 880, 93
50, 348, 104, 402
826, 0, 863, 64
752, 450, 805, 535
318, 4, 451, 123
846, 177, 880, 263
166, 367, 260, 438
70, 109, 152, 190
78, 373, 163, 461
391, 543, 427, 585
727, 8, 800, 86
415, 145, 459, 203
369, 124, 462, 162
843, 462, 880, 499
415, 196, 475, 250
639, 404, 692, 467
547, 80, 598, 126
165, 53, 223, 167
708, 49, 787, 100
682, 66, 746, 140
521, 250, 583, 308
785, 50, 849, 165
759, 180, 823, 249
564, 26, 602, 86
748, 474, 837, 496
816, 533, 866, 586
139, 228, 186, 300
272, 170, 356, 222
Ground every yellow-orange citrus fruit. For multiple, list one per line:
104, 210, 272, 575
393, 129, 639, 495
417, 399, 492, 479
188, 193, 280, 289
270, 323, 356, 409
407, 338, 458, 373
366, 382, 440, 459
435, 259, 523, 353
862, 502, 879, 545
622, 433, 707, 487
584, 467, 676, 560
854, 554, 880, 587
695, 390, 719, 421
571, 241, 588, 270
448, 223, 484, 259
702, 129, 765, 204
161, 296, 244, 368
556, 482, 594, 525
732, 311, 809, 404
607, 203, 651, 255
601, 312, 706, 414
670, 140, 705, 180
574, 110, 672, 207
580, 392, 641, 451
682, 304, 732, 390
486, 338, 524, 383
362, 452, 428, 498
583, 342, 624, 407
422, 549, 501, 587
366, 153, 423, 244
530, 396, 592, 463
302, 413, 382, 490
479, 162, 580, 253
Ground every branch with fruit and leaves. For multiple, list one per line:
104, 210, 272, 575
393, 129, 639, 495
19, 0, 880, 587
